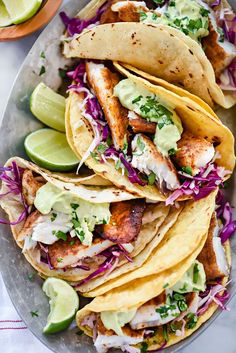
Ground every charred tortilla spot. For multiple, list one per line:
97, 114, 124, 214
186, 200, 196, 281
189, 49, 194, 55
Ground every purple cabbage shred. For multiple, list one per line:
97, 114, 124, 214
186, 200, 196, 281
0, 162, 28, 225
60, 2, 107, 36
216, 189, 236, 243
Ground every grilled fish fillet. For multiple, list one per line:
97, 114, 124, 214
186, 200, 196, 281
86, 61, 128, 150
197, 212, 229, 280
99, 199, 146, 243
131, 134, 180, 191
22, 170, 45, 206
174, 132, 215, 176
95, 316, 144, 353
129, 113, 156, 134
203, 19, 236, 79
48, 237, 114, 269
100, 0, 147, 23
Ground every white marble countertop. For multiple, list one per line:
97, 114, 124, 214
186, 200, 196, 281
0, 1, 236, 352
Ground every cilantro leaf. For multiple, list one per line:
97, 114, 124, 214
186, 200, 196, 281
148, 172, 156, 185
132, 95, 142, 104
51, 213, 57, 222
200, 7, 210, 17
39, 65, 46, 76
40, 51, 46, 59
30, 310, 39, 317
186, 313, 198, 329
53, 230, 67, 241
181, 166, 192, 175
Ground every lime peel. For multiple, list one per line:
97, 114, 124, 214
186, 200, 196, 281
43, 278, 79, 334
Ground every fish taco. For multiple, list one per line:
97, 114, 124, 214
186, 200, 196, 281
62, 0, 236, 108
76, 224, 231, 352
0, 157, 182, 285
65, 61, 234, 203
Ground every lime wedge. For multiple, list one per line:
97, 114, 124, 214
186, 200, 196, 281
2, 0, 42, 25
24, 129, 79, 172
0, 0, 12, 27
30, 83, 66, 132
43, 278, 79, 334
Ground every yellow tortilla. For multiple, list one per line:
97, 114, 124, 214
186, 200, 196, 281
80, 190, 216, 296
66, 67, 235, 201
0, 157, 175, 284
63, 0, 236, 108
76, 239, 230, 350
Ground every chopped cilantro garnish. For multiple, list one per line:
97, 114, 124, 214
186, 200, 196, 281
122, 136, 128, 155
72, 218, 80, 229
140, 342, 148, 353
102, 218, 108, 224
53, 230, 67, 241
58, 68, 67, 79
173, 293, 185, 301
90, 151, 100, 161
40, 51, 46, 59
57, 257, 63, 263
30, 310, 39, 317
163, 325, 169, 342
148, 172, 156, 185
200, 7, 210, 17
70, 240, 75, 246
168, 148, 177, 156
163, 283, 169, 289
217, 27, 224, 42
174, 18, 181, 27
170, 321, 181, 332
156, 304, 176, 319
193, 263, 199, 284
153, 0, 165, 3
51, 213, 57, 222
186, 313, 198, 329
97, 143, 108, 154
139, 11, 148, 21
27, 273, 35, 282
169, 0, 175, 6
139, 96, 173, 125
106, 136, 112, 146
181, 166, 192, 175
132, 95, 142, 104
179, 282, 188, 292
188, 18, 203, 31
134, 136, 146, 156
182, 28, 189, 35
75, 229, 85, 242
115, 159, 122, 170
39, 65, 46, 76
177, 300, 188, 312
71, 203, 79, 210
152, 13, 158, 20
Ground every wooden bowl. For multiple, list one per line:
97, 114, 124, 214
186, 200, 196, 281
0, 0, 63, 42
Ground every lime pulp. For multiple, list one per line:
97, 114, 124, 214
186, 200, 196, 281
1, 0, 42, 26
24, 128, 79, 172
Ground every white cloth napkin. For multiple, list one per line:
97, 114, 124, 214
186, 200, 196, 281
0, 274, 51, 353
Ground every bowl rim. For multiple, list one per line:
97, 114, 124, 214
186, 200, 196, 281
0, 0, 63, 42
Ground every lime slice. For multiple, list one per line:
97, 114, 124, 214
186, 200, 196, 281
2, 0, 42, 25
0, 0, 12, 27
24, 129, 79, 172
43, 278, 79, 334
30, 83, 66, 132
